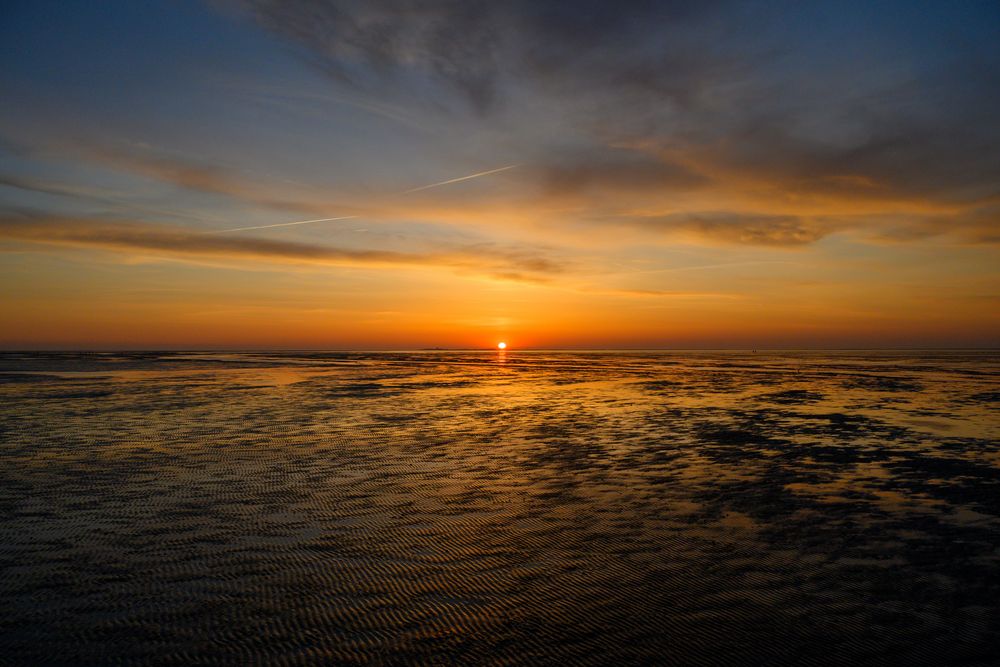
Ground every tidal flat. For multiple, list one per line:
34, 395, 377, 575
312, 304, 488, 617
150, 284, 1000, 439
1, 351, 998, 664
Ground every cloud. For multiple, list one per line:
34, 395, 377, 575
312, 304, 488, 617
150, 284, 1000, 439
0, 174, 124, 202
8, 1, 1000, 252
225, 0, 1000, 244
0, 214, 564, 279
850, 206, 1000, 246
675, 213, 837, 247
81, 144, 360, 216
590, 287, 740, 299
229, 0, 729, 114
0, 133, 363, 219
537, 147, 707, 196
615, 208, 1000, 248
0, 171, 209, 222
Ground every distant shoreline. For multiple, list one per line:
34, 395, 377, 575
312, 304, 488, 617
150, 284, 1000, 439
0, 348, 997, 354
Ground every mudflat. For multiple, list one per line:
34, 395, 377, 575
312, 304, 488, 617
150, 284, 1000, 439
1, 351, 997, 664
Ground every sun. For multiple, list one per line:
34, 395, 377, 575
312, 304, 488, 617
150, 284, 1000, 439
497, 341, 507, 350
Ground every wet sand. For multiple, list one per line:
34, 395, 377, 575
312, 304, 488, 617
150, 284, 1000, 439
1, 350, 998, 664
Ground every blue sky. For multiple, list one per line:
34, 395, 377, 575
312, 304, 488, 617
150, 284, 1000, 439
1, 0, 998, 348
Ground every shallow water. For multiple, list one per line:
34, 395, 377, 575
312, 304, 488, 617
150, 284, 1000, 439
1, 350, 998, 665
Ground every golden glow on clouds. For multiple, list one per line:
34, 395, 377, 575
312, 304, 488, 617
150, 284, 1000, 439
1, 1, 997, 348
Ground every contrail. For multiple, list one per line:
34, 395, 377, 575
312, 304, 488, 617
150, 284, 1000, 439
399, 164, 520, 195
208, 216, 357, 234
210, 163, 518, 234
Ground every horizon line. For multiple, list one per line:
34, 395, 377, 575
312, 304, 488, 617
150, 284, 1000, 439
1, 346, 997, 353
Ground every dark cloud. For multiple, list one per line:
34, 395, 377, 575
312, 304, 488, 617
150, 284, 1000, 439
622, 208, 1000, 247
537, 147, 707, 196
230, 0, 730, 114
232, 0, 503, 113
854, 206, 1000, 246
681, 214, 836, 247
619, 212, 840, 247
226, 0, 1000, 239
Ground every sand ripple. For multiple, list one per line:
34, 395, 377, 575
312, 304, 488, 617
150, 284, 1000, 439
1, 351, 998, 664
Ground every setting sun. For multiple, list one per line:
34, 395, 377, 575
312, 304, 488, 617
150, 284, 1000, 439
1, 2, 998, 665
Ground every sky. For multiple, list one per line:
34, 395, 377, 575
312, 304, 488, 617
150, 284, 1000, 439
1, 0, 998, 349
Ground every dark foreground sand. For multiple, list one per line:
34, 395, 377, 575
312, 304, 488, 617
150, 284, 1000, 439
1, 351, 998, 665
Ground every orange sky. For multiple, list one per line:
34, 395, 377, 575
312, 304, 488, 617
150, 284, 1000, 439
1, 1, 998, 348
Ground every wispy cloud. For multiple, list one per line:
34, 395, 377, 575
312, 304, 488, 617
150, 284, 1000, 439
0, 173, 126, 201
583, 286, 741, 299
50, 141, 359, 217
0, 215, 564, 280
0, 172, 202, 222
228, 0, 1000, 246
